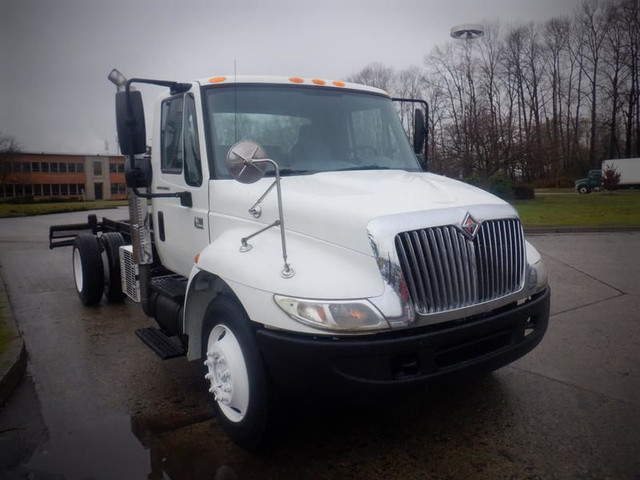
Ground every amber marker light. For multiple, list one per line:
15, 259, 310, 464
194, 253, 200, 264
312, 78, 326, 85
209, 76, 227, 83
289, 77, 305, 83
333, 80, 346, 87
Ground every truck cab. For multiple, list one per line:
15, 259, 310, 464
52, 72, 550, 450
575, 169, 602, 194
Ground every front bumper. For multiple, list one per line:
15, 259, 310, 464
256, 286, 550, 398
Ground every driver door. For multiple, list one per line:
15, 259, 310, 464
153, 90, 210, 277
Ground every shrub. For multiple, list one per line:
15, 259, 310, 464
529, 177, 575, 188
512, 185, 535, 199
602, 164, 621, 193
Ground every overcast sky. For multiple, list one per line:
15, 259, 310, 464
0, 0, 581, 155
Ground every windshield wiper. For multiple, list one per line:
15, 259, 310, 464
268, 168, 312, 176
336, 165, 390, 172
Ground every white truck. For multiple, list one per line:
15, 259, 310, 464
602, 158, 640, 189
49, 69, 550, 449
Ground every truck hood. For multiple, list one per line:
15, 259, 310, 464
212, 170, 512, 255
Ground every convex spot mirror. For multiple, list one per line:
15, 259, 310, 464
226, 141, 269, 184
115, 90, 147, 155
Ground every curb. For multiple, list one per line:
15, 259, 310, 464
0, 268, 27, 406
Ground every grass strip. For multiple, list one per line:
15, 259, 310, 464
513, 191, 640, 227
0, 200, 128, 218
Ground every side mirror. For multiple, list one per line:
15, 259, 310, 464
116, 90, 147, 155
413, 108, 426, 155
226, 141, 269, 184
125, 155, 152, 188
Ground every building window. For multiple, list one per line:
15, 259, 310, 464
50, 162, 59, 173
77, 184, 85, 196
77, 163, 84, 173
32, 162, 40, 172
60, 184, 69, 195
52, 184, 60, 195
22, 162, 31, 173
59, 163, 67, 173
109, 162, 125, 173
94, 161, 103, 176
42, 162, 50, 173
68, 163, 76, 173
42, 184, 51, 196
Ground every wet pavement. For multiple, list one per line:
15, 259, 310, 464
0, 209, 639, 479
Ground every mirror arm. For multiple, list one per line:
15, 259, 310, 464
248, 180, 276, 217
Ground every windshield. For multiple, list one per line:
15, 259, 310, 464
203, 85, 421, 178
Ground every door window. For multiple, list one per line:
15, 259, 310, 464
160, 94, 202, 185
161, 96, 184, 173
183, 95, 202, 186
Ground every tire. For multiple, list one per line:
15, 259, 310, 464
202, 296, 274, 450
72, 233, 104, 307
100, 232, 126, 303
578, 186, 590, 194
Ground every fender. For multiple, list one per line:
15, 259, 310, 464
182, 220, 385, 360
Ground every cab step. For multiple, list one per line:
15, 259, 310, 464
135, 327, 186, 360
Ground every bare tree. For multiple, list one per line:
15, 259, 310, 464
346, 63, 396, 92
576, 0, 610, 166
601, 0, 628, 159
619, 0, 640, 156
542, 16, 572, 181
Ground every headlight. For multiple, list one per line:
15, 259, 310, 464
526, 241, 548, 293
274, 295, 389, 332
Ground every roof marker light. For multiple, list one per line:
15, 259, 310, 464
209, 76, 227, 83
289, 77, 305, 83
312, 79, 326, 85
333, 80, 346, 87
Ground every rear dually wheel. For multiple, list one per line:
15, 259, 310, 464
72, 233, 104, 307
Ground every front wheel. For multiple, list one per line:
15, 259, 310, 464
202, 297, 274, 450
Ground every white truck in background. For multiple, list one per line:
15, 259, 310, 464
49, 69, 550, 450
602, 158, 640, 189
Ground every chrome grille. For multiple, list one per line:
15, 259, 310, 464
395, 219, 525, 315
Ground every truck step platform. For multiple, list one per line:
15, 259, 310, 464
149, 275, 188, 302
135, 327, 186, 360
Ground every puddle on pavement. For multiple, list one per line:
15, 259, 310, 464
27, 411, 150, 479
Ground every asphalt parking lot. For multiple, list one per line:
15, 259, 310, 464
0, 209, 639, 479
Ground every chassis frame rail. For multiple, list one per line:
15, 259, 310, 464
49, 214, 132, 249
